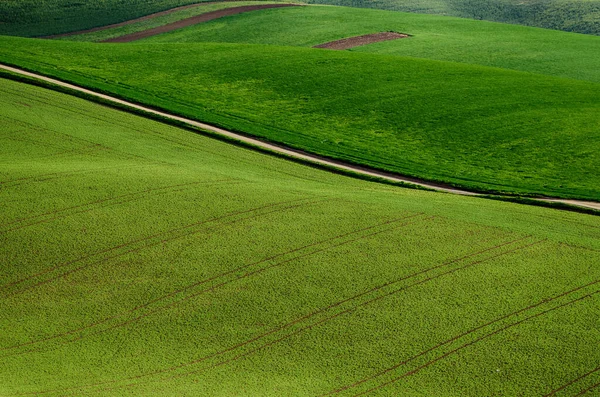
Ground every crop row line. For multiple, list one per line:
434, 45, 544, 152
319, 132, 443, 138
350, 272, 600, 397
1, 212, 422, 358
55, 231, 537, 396
0, 196, 319, 298
0, 178, 237, 233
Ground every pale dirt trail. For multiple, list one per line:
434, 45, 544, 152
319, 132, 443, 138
1, 64, 598, 212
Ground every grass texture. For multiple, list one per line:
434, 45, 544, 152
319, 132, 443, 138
0, 0, 216, 37
142, 5, 600, 83
2, 77, 600, 397
1, 35, 599, 200
307, 0, 600, 35
56, 1, 276, 42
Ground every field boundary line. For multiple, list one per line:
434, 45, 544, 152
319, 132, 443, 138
2, 65, 598, 212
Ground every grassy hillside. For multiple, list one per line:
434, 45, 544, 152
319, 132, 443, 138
307, 0, 600, 35
55, 1, 274, 42
1, 36, 599, 200
1, 0, 598, 37
141, 5, 600, 83
2, 76, 600, 396
0, 0, 214, 37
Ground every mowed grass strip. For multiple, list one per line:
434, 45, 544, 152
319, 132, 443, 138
1, 37, 599, 199
1, 78, 600, 396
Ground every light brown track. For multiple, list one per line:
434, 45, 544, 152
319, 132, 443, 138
2, 64, 599, 212
42, 1, 240, 39
314, 32, 410, 50
101, 3, 300, 43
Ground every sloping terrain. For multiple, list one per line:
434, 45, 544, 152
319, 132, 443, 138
1, 35, 599, 200
2, 76, 600, 397
139, 5, 600, 83
307, 0, 600, 35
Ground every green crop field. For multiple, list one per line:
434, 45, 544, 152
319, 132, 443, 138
1, 0, 599, 36
0, 0, 220, 37
55, 1, 276, 42
1, 31, 599, 200
2, 76, 600, 397
140, 5, 600, 82
307, 0, 600, 35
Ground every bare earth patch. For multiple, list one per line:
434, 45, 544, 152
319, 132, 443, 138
44, 2, 221, 39
314, 32, 410, 50
101, 4, 300, 43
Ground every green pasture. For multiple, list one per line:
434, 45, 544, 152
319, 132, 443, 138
2, 77, 600, 396
1, 0, 599, 37
55, 1, 275, 42
141, 5, 600, 83
307, 0, 600, 35
0, 0, 214, 37
1, 36, 599, 200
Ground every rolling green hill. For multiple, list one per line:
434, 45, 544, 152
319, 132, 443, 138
1, 0, 598, 37
0, 0, 211, 37
1, 35, 599, 200
139, 5, 600, 83
308, 0, 600, 35
2, 76, 600, 397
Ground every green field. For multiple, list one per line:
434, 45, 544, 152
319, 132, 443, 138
2, 76, 600, 396
307, 0, 600, 35
140, 5, 600, 82
0, 0, 215, 37
55, 1, 276, 42
1, 0, 599, 36
1, 32, 599, 200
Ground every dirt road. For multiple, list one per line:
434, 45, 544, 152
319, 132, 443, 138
1, 64, 598, 212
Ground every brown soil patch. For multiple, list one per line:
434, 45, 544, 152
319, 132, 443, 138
44, 2, 223, 39
314, 32, 409, 50
101, 3, 300, 43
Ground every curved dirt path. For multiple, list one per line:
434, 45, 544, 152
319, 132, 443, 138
1, 64, 599, 212
101, 3, 300, 43
314, 32, 410, 50
43, 1, 252, 39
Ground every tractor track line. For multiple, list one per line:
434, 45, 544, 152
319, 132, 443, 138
574, 380, 600, 396
325, 276, 600, 395
0, 179, 235, 232
0, 197, 315, 295
352, 283, 600, 397
0, 213, 421, 355
16, 215, 431, 396
2, 198, 326, 299
2, 64, 598, 212
83, 235, 537, 395
544, 365, 600, 396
